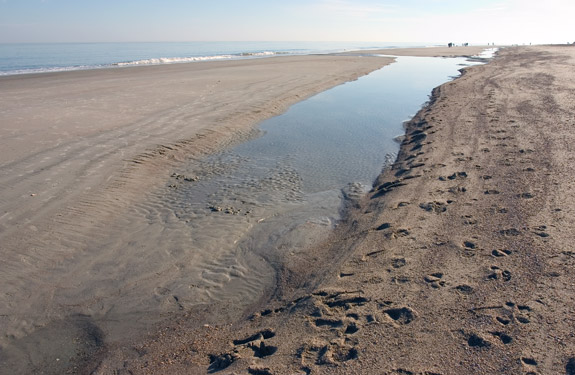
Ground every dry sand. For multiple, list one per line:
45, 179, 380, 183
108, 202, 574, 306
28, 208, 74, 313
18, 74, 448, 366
366, 45, 490, 57
85, 45, 575, 374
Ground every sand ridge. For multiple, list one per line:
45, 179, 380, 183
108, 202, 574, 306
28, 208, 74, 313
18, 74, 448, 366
87, 45, 575, 374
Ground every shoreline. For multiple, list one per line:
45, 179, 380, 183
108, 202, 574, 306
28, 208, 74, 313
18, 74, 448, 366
0, 43, 486, 77
87, 45, 575, 374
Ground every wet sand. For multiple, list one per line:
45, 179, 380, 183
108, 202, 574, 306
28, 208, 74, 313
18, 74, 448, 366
86, 45, 575, 374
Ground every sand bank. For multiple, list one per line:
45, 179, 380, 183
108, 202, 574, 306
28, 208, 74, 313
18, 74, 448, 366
366, 45, 490, 57
88, 45, 575, 374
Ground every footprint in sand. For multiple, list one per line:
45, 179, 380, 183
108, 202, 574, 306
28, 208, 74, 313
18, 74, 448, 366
455, 284, 474, 295
492, 249, 512, 257
208, 329, 278, 372
392, 257, 407, 268
500, 228, 521, 236
487, 266, 512, 281
484, 189, 500, 195
532, 225, 550, 238
424, 273, 446, 288
314, 318, 344, 329
463, 215, 478, 225
448, 186, 467, 194
490, 331, 513, 344
463, 240, 477, 249
467, 333, 491, 348
419, 201, 448, 213
521, 357, 538, 367
495, 302, 532, 326
299, 341, 358, 367
382, 307, 417, 325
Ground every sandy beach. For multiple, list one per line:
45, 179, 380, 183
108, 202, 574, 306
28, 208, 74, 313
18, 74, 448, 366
4, 44, 574, 374
78, 44, 575, 374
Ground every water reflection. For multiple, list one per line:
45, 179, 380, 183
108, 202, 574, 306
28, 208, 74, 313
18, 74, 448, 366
229, 55, 481, 193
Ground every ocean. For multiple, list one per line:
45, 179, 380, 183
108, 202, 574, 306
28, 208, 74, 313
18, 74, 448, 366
0, 41, 430, 76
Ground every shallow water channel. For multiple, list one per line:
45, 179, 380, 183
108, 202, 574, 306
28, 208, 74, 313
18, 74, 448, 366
161, 55, 486, 308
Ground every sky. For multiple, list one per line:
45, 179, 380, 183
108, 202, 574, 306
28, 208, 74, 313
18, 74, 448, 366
0, 0, 573, 45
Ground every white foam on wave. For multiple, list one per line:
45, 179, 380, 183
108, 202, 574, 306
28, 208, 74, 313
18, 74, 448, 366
0, 65, 98, 76
0, 51, 284, 76
239, 51, 282, 57
114, 54, 236, 66
114, 51, 282, 67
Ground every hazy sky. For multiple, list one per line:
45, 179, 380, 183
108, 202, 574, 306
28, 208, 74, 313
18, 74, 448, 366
0, 0, 572, 44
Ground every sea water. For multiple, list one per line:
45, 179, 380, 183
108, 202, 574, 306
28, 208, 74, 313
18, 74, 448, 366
0, 41, 430, 76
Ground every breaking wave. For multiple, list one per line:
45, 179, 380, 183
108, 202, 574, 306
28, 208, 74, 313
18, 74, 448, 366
0, 51, 287, 76
114, 51, 283, 67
